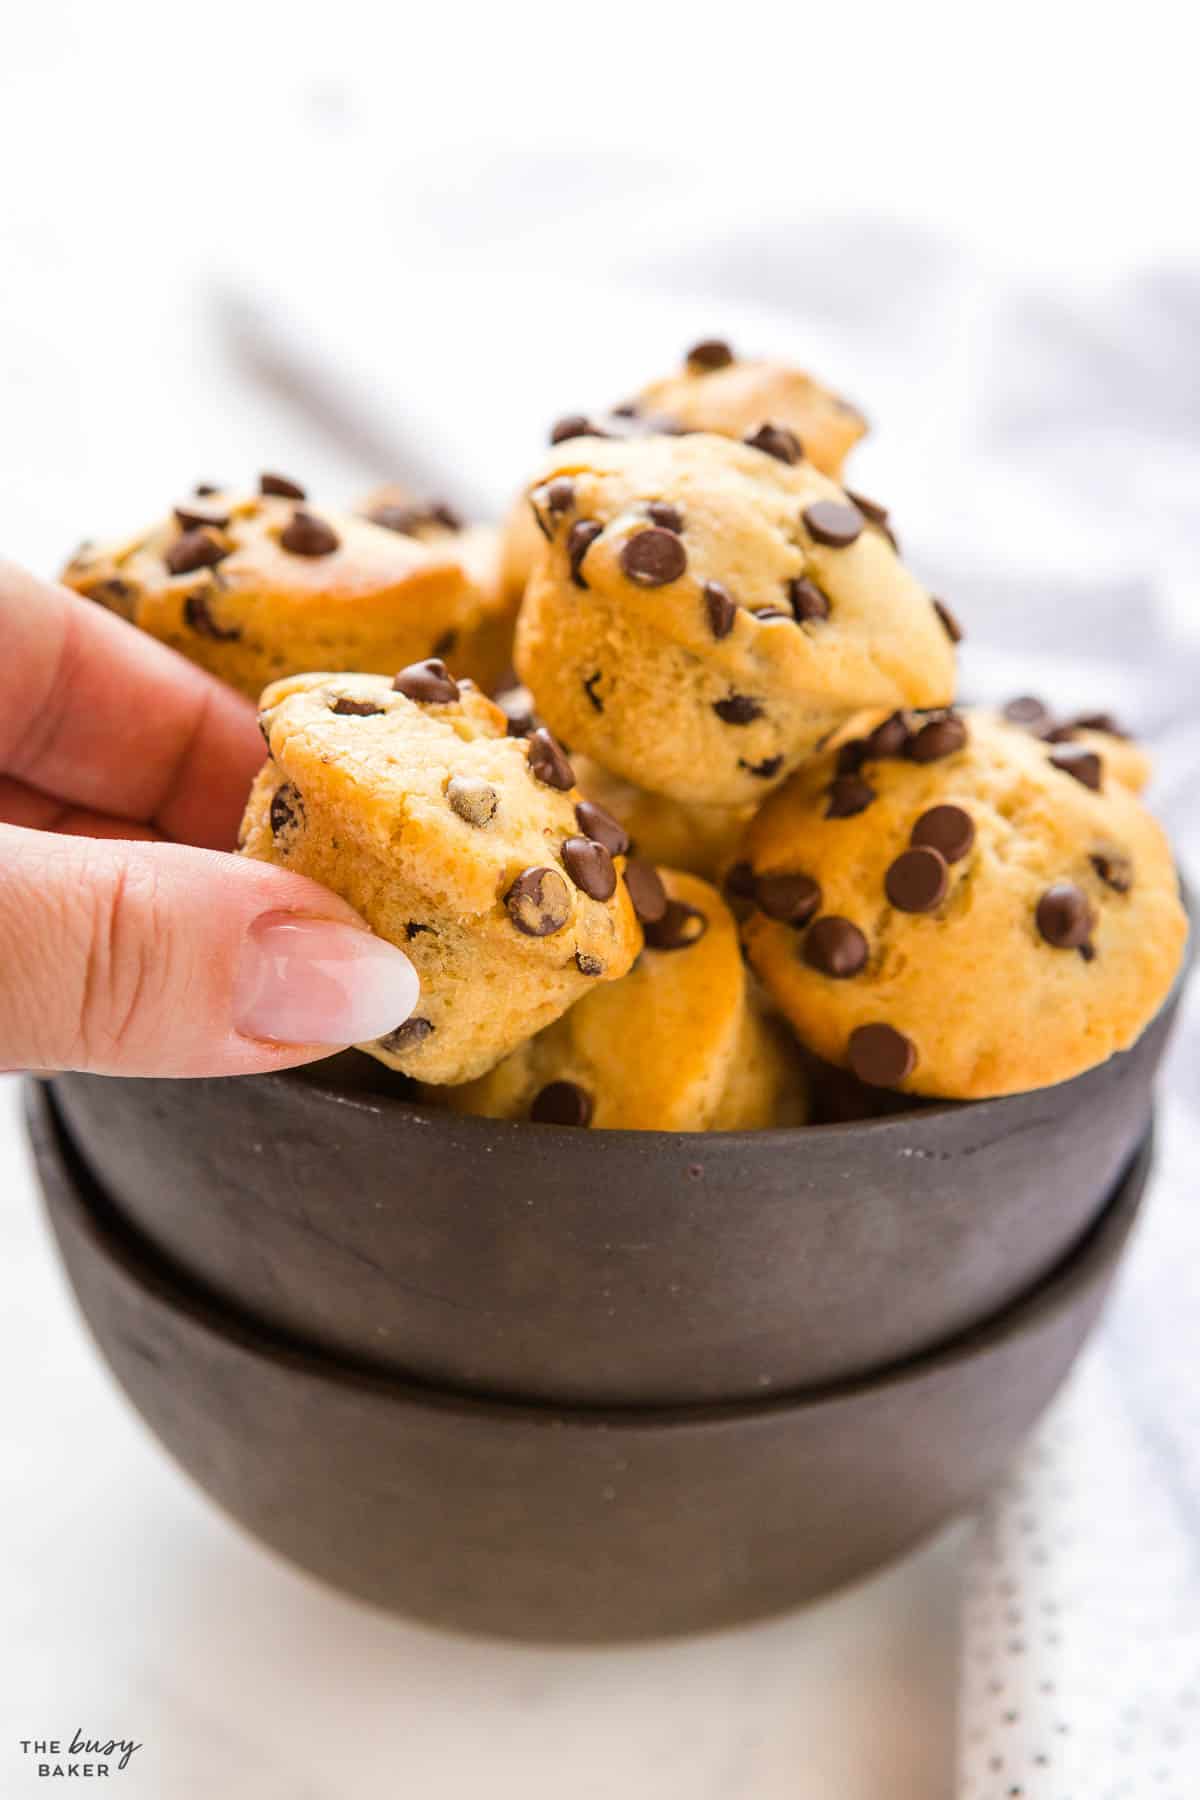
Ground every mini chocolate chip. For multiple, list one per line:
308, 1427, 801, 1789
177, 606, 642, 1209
575, 950, 604, 976
370, 501, 461, 536
704, 580, 738, 638
803, 499, 865, 547
739, 755, 783, 779
646, 501, 683, 531
836, 739, 867, 776
446, 775, 499, 827
865, 711, 910, 758
379, 1016, 435, 1052
848, 1023, 917, 1088
505, 866, 572, 937
623, 858, 667, 924
567, 518, 603, 587
280, 509, 339, 557
260, 472, 306, 499
1003, 695, 1052, 732
845, 489, 899, 550
908, 713, 968, 762
1091, 850, 1133, 893
550, 413, 605, 444
546, 477, 576, 514
174, 498, 231, 531
527, 726, 574, 790
911, 804, 975, 863
269, 783, 304, 839
932, 598, 964, 644
183, 592, 240, 640
686, 338, 734, 372
754, 871, 822, 926
89, 576, 138, 612
165, 528, 228, 576
562, 835, 617, 901
713, 694, 763, 725
531, 1080, 593, 1127
644, 899, 708, 950
744, 422, 802, 464
1049, 745, 1103, 790
787, 576, 830, 622
405, 921, 436, 939
331, 696, 385, 717
393, 658, 460, 703
431, 628, 457, 659
723, 861, 756, 902
495, 685, 536, 737
1036, 881, 1095, 950
193, 482, 221, 496
619, 526, 687, 587
575, 800, 630, 856
1068, 710, 1126, 738
583, 671, 605, 713
826, 775, 876, 818
886, 845, 949, 913
804, 916, 869, 978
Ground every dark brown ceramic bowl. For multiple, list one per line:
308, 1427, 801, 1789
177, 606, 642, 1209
49, 943, 1186, 1407
30, 1079, 1148, 1642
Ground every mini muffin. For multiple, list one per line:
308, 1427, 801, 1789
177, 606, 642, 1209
240, 665, 642, 1083
739, 708, 1187, 1100
514, 432, 957, 807
438, 869, 808, 1130
62, 473, 512, 700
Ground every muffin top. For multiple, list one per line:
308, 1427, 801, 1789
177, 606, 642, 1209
739, 708, 1187, 1099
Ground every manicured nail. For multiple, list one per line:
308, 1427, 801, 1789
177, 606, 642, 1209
235, 914, 420, 1045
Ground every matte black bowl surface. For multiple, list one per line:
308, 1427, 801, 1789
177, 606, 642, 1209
30, 1080, 1148, 1642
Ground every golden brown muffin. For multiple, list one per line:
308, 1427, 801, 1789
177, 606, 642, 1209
739, 708, 1186, 1099
240, 665, 642, 1083
571, 755, 753, 882
438, 869, 808, 1130
514, 432, 957, 808
62, 474, 513, 700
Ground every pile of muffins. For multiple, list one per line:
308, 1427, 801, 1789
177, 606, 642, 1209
64, 340, 1188, 1131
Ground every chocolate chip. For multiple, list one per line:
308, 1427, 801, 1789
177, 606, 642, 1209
787, 576, 830, 622
1003, 695, 1052, 732
527, 726, 574, 790
686, 338, 734, 372
530, 1080, 593, 1127
174, 498, 231, 531
183, 592, 240, 640
89, 576, 137, 613
744, 422, 802, 465
446, 775, 499, 827
567, 518, 603, 587
550, 413, 605, 444
331, 696, 385, 717
836, 739, 867, 776
431, 628, 457, 659
845, 490, 898, 550
848, 1023, 917, 1088
583, 671, 604, 713
826, 775, 876, 818
713, 694, 763, 725
393, 658, 460, 703
723, 861, 756, 902
1067, 711, 1126, 738
908, 713, 968, 762
865, 712, 910, 758
193, 483, 221, 496
379, 1016, 435, 1052
575, 800, 630, 856
646, 501, 683, 531
1036, 881, 1095, 950
495, 685, 536, 737
269, 783, 304, 839
886, 846, 949, 913
405, 921, 436, 939
803, 499, 865, 547
623, 858, 667, 924
754, 871, 822, 925
911, 804, 975, 863
1049, 745, 1103, 791
545, 478, 576, 514
165, 529, 228, 576
281, 509, 340, 557
804, 916, 869, 978
575, 951, 604, 976
643, 899, 708, 950
932, 598, 964, 644
505, 866, 572, 937
260, 472, 306, 499
619, 527, 687, 587
704, 580, 737, 638
1091, 850, 1133, 893
739, 755, 783, 779
370, 500, 462, 536
562, 835, 617, 901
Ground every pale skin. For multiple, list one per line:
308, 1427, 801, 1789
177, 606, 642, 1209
0, 560, 418, 1077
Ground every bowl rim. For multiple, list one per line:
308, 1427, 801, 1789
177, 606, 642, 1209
34, 1077, 1150, 1434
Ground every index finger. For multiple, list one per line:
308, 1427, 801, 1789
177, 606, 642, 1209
0, 559, 265, 850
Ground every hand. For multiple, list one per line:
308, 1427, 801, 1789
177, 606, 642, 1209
0, 560, 418, 1077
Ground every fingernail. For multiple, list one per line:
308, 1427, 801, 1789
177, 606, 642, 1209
235, 913, 420, 1046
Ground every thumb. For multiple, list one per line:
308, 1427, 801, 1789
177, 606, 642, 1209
0, 824, 419, 1077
